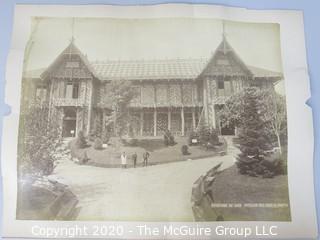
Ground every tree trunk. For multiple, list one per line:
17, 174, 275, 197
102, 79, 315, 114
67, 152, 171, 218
276, 132, 282, 154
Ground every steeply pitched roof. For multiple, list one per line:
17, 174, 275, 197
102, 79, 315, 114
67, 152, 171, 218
248, 66, 282, 79
24, 40, 283, 82
201, 37, 253, 78
40, 41, 97, 79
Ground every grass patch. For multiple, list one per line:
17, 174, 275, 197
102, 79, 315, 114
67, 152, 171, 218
69, 137, 226, 168
206, 165, 291, 221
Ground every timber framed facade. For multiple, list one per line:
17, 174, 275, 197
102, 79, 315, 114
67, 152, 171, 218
22, 37, 282, 138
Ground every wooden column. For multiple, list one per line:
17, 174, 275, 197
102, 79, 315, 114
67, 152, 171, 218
102, 109, 106, 135
113, 111, 117, 135
86, 80, 93, 135
59, 108, 64, 138
203, 79, 210, 125
167, 81, 171, 132
230, 77, 234, 94
192, 108, 196, 130
168, 108, 171, 131
48, 80, 54, 118
75, 107, 79, 137
80, 107, 85, 134
140, 82, 143, 104
181, 107, 185, 136
153, 82, 157, 137
211, 104, 217, 129
154, 108, 157, 137
140, 111, 144, 136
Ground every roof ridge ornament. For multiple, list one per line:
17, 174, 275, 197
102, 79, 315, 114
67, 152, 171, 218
71, 18, 75, 43
222, 20, 227, 54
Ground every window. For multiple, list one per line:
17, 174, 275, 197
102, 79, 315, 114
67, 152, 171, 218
65, 82, 79, 99
58, 81, 64, 98
218, 79, 224, 89
217, 59, 229, 65
103, 83, 109, 95
131, 86, 141, 103
217, 78, 233, 97
66, 61, 80, 68
35, 86, 47, 103
72, 83, 79, 98
224, 80, 232, 96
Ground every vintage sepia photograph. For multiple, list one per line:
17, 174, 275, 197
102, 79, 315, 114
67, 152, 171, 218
16, 17, 290, 222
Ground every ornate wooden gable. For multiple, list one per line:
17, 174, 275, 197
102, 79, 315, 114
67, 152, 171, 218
201, 37, 253, 78
41, 41, 95, 80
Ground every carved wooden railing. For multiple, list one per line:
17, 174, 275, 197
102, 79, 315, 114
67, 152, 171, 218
213, 96, 229, 104
128, 101, 203, 108
52, 98, 85, 107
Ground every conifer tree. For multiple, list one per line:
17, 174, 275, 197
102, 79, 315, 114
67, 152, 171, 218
234, 88, 271, 175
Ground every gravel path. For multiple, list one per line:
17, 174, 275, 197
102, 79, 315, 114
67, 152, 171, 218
51, 138, 236, 221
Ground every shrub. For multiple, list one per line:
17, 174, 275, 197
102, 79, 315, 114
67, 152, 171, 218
236, 154, 261, 176
197, 125, 220, 146
209, 128, 219, 145
236, 150, 287, 177
78, 150, 89, 165
164, 136, 169, 146
188, 131, 200, 145
164, 130, 175, 146
42, 160, 54, 176
169, 135, 175, 145
88, 130, 95, 142
18, 105, 62, 177
262, 170, 275, 178
89, 129, 101, 142
75, 131, 87, 149
181, 145, 189, 155
93, 138, 103, 150
198, 125, 211, 144
129, 138, 138, 146
263, 151, 287, 175
102, 131, 111, 144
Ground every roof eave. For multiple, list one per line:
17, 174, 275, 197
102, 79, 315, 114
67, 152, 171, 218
254, 76, 283, 84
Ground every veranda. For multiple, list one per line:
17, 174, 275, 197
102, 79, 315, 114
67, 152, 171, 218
96, 106, 203, 137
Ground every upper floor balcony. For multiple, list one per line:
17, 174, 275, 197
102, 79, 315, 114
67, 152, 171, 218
128, 101, 203, 108
52, 98, 86, 107
213, 96, 229, 105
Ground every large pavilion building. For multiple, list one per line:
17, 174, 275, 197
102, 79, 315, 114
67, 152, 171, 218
22, 37, 282, 138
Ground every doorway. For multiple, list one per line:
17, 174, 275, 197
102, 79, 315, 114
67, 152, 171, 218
62, 108, 77, 137
220, 121, 235, 135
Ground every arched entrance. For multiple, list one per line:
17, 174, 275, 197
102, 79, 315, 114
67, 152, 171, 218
62, 108, 77, 137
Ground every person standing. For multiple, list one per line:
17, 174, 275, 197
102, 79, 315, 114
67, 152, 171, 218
121, 152, 127, 168
132, 152, 137, 168
143, 151, 150, 167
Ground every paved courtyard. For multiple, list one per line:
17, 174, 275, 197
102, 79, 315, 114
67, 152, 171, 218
52, 138, 237, 221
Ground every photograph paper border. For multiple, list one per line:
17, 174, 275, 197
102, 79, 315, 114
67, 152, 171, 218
1, 3, 318, 239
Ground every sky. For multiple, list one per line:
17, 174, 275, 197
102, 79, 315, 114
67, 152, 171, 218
25, 17, 285, 93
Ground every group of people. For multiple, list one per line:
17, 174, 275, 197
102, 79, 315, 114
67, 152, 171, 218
120, 151, 150, 168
